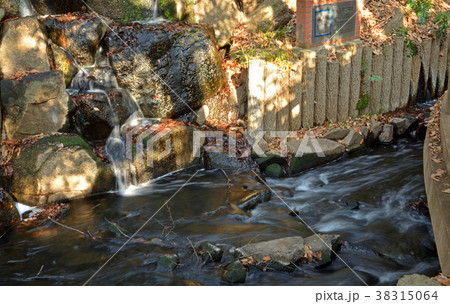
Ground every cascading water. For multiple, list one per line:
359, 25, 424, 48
19, 0, 36, 17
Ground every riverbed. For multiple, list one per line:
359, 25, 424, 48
0, 139, 439, 285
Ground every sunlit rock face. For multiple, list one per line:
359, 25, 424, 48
9, 135, 115, 206
0, 17, 51, 79
245, 0, 294, 33
0, 70, 71, 140
105, 22, 224, 119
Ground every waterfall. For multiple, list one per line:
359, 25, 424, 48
19, 0, 36, 17
153, 0, 161, 20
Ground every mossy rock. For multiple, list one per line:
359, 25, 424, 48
265, 163, 284, 178
157, 253, 180, 270
221, 260, 247, 284
198, 241, 223, 263
9, 135, 115, 206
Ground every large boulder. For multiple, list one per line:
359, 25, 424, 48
123, 122, 200, 185
43, 14, 109, 67
0, 17, 51, 79
30, 0, 82, 15
84, 0, 156, 22
1, 70, 71, 140
245, 0, 294, 33
235, 236, 305, 271
8, 135, 115, 206
72, 89, 140, 142
105, 23, 224, 119
288, 138, 345, 175
185, 0, 241, 47
0, 190, 20, 236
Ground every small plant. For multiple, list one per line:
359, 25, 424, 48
368, 74, 383, 82
406, 0, 434, 25
435, 11, 450, 40
396, 27, 418, 57
357, 93, 369, 111
360, 58, 368, 73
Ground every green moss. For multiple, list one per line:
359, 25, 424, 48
39, 135, 90, 150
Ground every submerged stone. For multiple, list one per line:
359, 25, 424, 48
198, 241, 224, 263
288, 139, 345, 175
0, 190, 20, 236
222, 260, 247, 283
157, 253, 180, 271
265, 163, 284, 178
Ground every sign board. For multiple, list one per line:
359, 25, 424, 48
311, 0, 357, 45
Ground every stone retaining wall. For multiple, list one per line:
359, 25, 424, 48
424, 88, 450, 276
248, 36, 449, 134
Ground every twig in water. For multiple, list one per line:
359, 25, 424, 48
48, 218, 93, 238
186, 237, 199, 261
105, 218, 129, 238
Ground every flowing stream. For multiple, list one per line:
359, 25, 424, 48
0, 139, 439, 285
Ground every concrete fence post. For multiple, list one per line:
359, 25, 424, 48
348, 40, 363, 117
437, 37, 449, 97
315, 52, 327, 125
326, 59, 340, 122
391, 36, 404, 110
247, 59, 265, 138
430, 37, 441, 98
360, 46, 373, 115
337, 49, 352, 121
400, 44, 413, 108
370, 52, 384, 113
381, 43, 394, 112
263, 62, 278, 133
421, 38, 433, 100
277, 68, 291, 131
289, 60, 303, 131
410, 52, 421, 104
299, 49, 316, 128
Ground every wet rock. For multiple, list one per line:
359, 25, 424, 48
222, 260, 247, 283
1, 70, 71, 140
185, 0, 240, 47
0, 6, 5, 20
392, 117, 418, 136
344, 201, 360, 210
128, 123, 200, 185
265, 163, 284, 178
227, 172, 271, 210
323, 128, 350, 140
397, 274, 441, 286
9, 135, 116, 206
256, 151, 286, 170
367, 120, 381, 145
160, 0, 187, 21
343, 129, 364, 153
235, 236, 305, 270
0, 17, 51, 79
246, 0, 294, 33
195, 105, 209, 126
361, 126, 369, 141
304, 234, 341, 268
51, 44, 78, 87
44, 14, 109, 67
106, 23, 224, 119
197, 241, 223, 263
0, 1, 19, 17
0, 190, 20, 236
204, 152, 257, 172
379, 124, 394, 144
288, 139, 345, 175
30, 0, 82, 15
157, 253, 180, 271
84, 0, 155, 22
415, 122, 427, 140
72, 89, 139, 142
